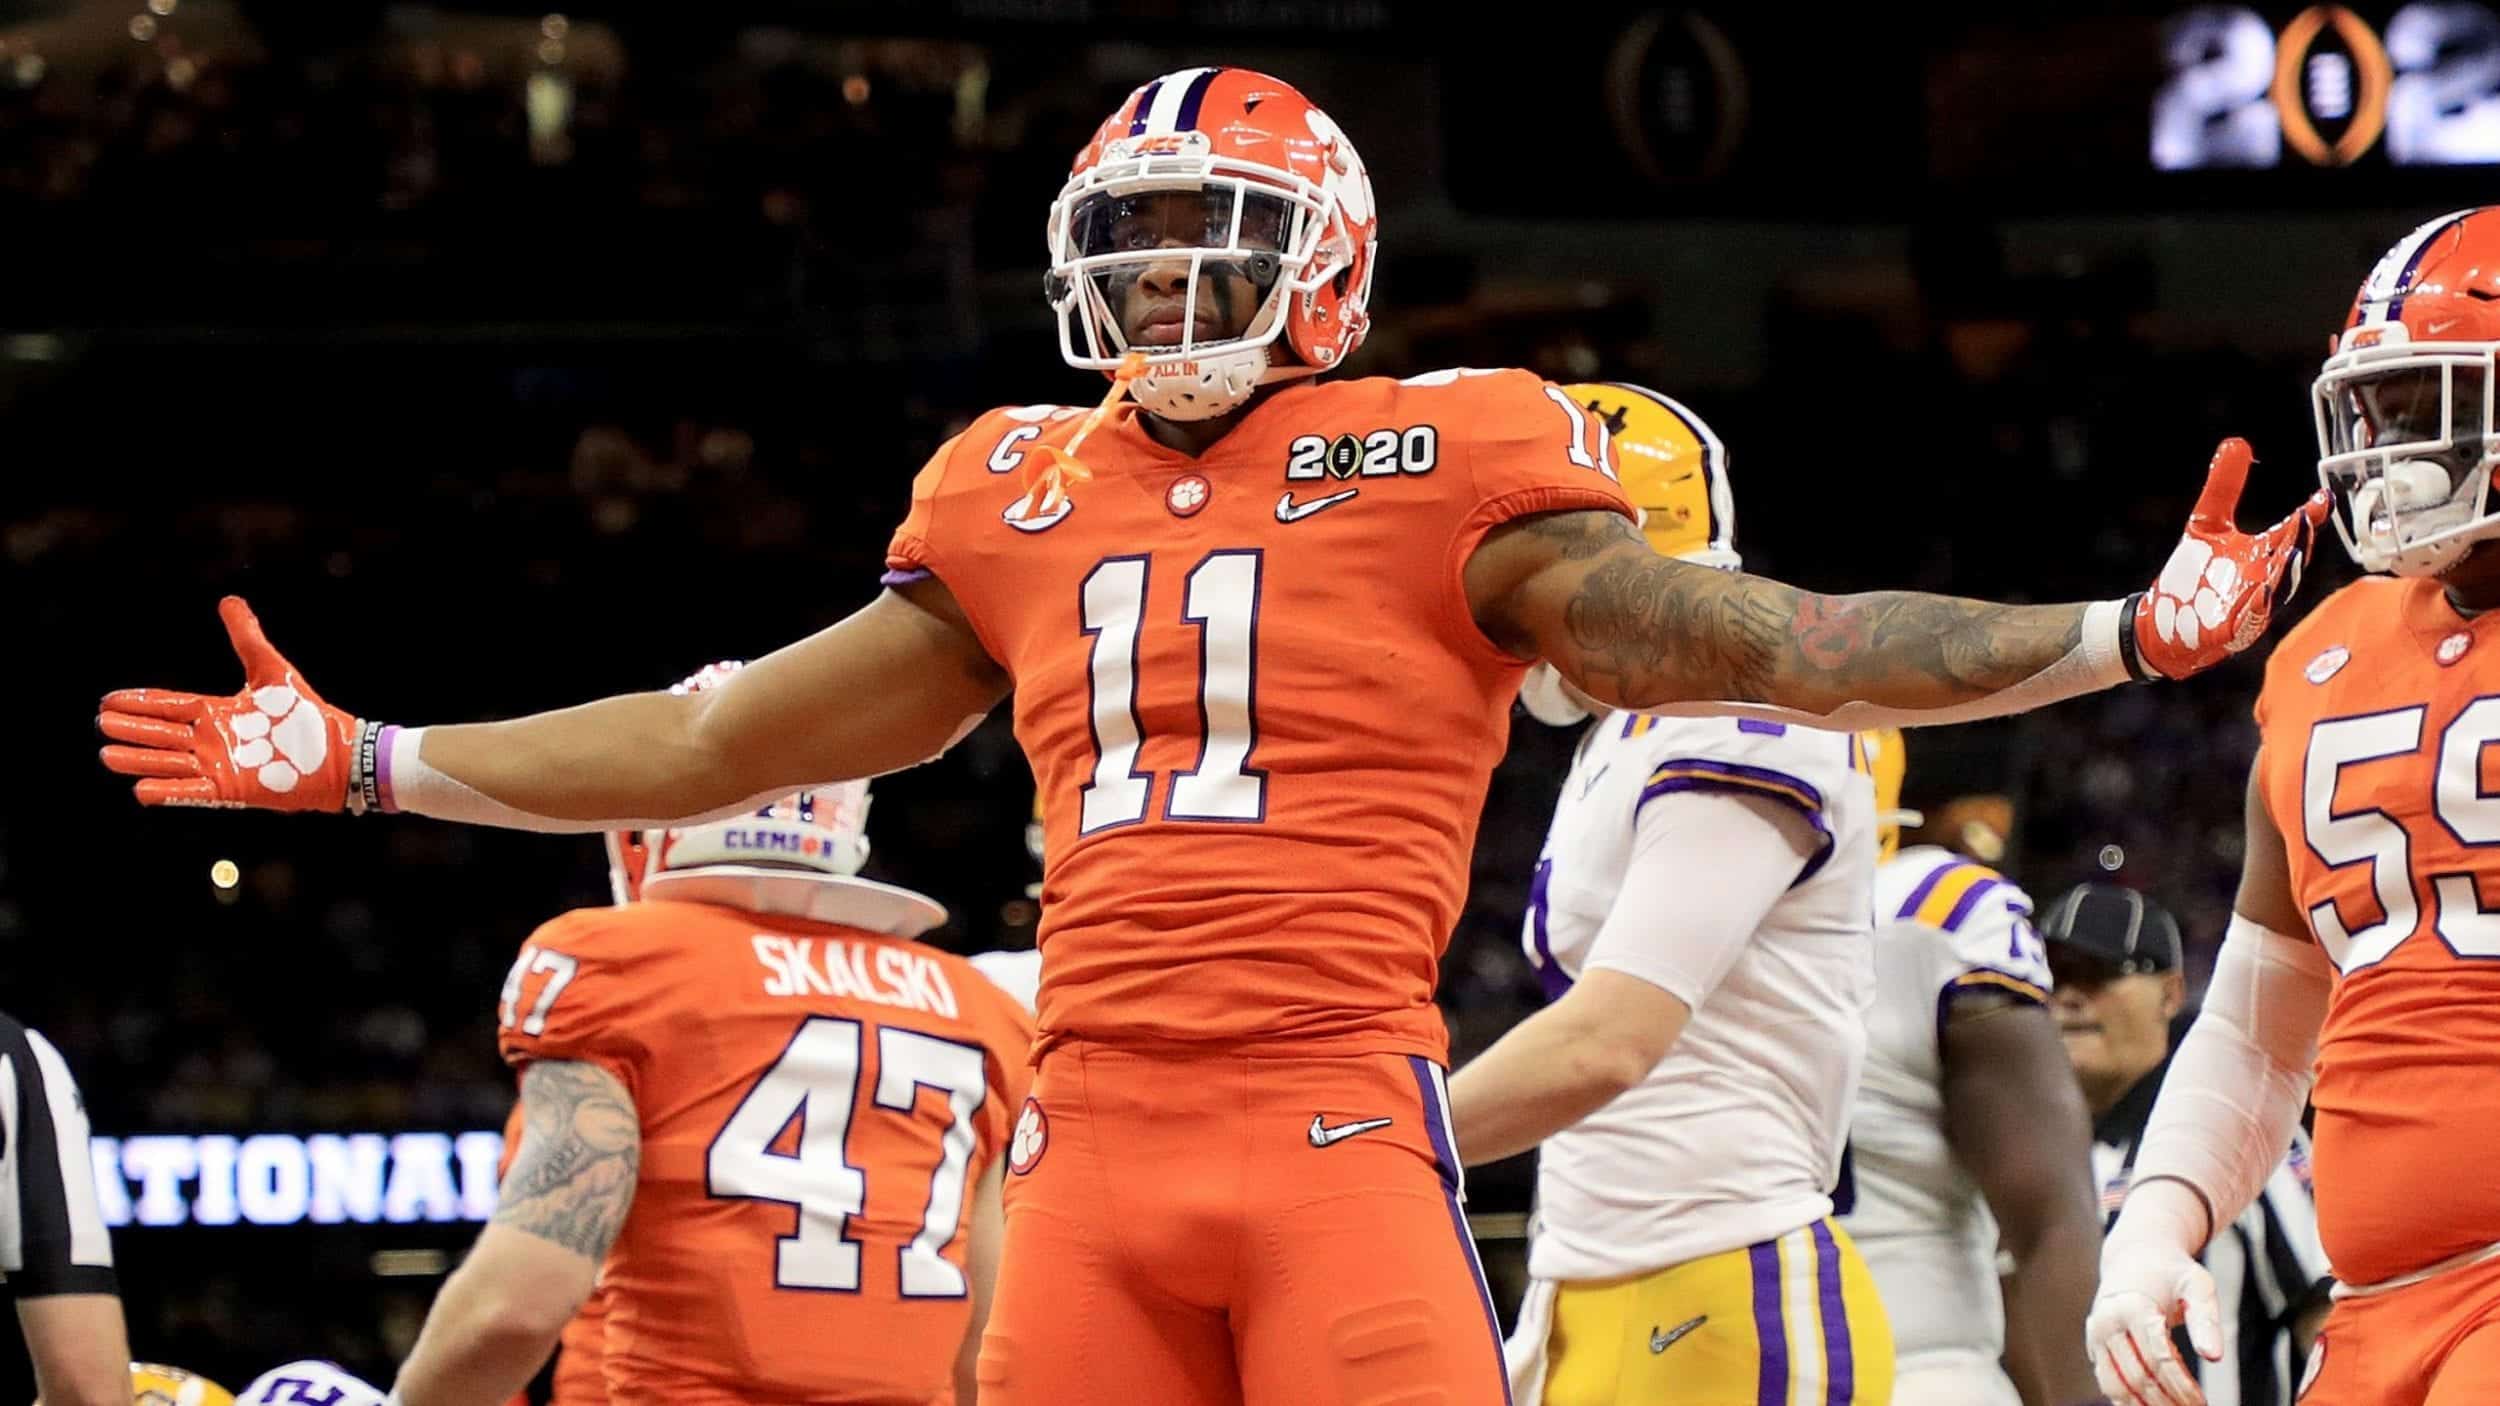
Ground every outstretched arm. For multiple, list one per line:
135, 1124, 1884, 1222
393, 1060, 640, 1406
1464, 439, 2324, 725
408, 578, 1006, 825
101, 577, 1009, 827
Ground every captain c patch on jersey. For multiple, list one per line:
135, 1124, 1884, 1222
1285, 426, 1439, 481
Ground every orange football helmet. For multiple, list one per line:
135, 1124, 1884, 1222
1046, 67, 1377, 421
2316, 206, 2500, 575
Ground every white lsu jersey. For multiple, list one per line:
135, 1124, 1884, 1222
1842, 844, 2049, 1380
968, 947, 1042, 1015
1522, 712, 1878, 1281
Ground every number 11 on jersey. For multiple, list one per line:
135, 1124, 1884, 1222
1079, 549, 1267, 833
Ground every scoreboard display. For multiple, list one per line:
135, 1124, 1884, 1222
1444, 3, 2500, 215
2155, 4, 2500, 170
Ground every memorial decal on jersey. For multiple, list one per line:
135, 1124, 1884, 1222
1283, 425, 1440, 481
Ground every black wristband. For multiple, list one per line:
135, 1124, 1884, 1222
2116, 592, 2160, 683
352, 719, 384, 816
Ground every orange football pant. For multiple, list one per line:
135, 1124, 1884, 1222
976, 1040, 1511, 1406
2299, 1251, 2500, 1405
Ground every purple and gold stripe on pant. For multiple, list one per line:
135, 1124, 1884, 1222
1407, 1057, 1514, 1406
1747, 1221, 1863, 1405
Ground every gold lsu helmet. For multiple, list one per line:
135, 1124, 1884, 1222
1559, 381, 1738, 569
1860, 728, 1924, 863
128, 1365, 235, 1406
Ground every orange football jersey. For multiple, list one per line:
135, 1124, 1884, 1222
498, 898, 1036, 1406
887, 368, 1635, 1057
2256, 575, 2500, 1287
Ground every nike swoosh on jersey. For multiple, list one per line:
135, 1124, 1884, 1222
1276, 488, 1359, 522
1307, 1114, 1393, 1147
1650, 1315, 1706, 1353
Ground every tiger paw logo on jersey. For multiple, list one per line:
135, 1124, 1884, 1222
1167, 474, 1210, 518
1009, 1096, 1048, 1175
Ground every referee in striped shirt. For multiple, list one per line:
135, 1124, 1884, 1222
2043, 885, 2331, 1406
2, 1010, 131, 1406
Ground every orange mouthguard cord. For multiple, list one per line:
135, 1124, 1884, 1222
1020, 351, 1146, 513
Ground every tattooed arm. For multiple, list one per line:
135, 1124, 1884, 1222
391, 1061, 639, 1406
1465, 509, 2140, 725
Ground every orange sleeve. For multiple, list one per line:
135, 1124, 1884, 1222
883, 432, 964, 581
496, 908, 662, 1105
1460, 369, 1640, 519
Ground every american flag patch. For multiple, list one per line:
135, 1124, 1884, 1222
2100, 1171, 2132, 1216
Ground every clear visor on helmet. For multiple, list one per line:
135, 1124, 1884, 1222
1053, 181, 1307, 363
2314, 356, 2497, 568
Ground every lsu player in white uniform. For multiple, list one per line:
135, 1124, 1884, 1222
1842, 731, 2105, 1406
1450, 382, 1894, 1406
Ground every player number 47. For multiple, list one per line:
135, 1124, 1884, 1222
497, 945, 578, 1036
705, 1016, 988, 1298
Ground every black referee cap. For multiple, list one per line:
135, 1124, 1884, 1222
2038, 883, 2183, 976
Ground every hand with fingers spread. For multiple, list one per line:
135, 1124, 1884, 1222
99, 596, 370, 812
2131, 439, 2332, 681
2088, 1181, 2224, 1406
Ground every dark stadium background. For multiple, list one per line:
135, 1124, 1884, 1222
0, 0, 2460, 1391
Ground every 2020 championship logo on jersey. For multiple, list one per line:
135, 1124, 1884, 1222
1284, 426, 1438, 480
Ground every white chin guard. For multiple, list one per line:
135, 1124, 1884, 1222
1518, 662, 1592, 727
2351, 459, 2476, 576
1130, 344, 1271, 421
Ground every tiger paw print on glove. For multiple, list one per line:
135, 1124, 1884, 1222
99, 597, 365, 812
226, 683, 332, 794
2133, 439, 2331, 680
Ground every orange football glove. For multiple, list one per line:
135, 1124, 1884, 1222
99, 596, 369, 812
2129, 439, 2333, 681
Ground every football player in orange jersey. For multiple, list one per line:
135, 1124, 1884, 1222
2089, 207, 2500, 1406
377, 670, 1033, 1406
105, 68, 2324, 1406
